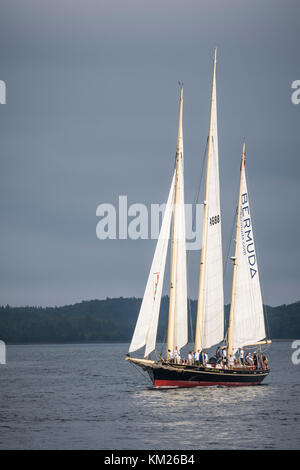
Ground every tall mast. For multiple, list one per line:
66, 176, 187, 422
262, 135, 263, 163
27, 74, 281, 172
227, 142, 246, 358
167, 85, 183, 358
195, 48, 217, 351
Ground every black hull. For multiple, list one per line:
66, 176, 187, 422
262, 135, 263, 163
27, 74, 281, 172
127, 358, 269, 387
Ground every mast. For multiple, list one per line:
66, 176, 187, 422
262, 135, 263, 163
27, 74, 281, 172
195, 48, 217, 351
227, 143, 245, 358
167, 84, 184, 358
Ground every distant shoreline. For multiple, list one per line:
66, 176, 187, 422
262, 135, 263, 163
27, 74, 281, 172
1, 297, 299, 343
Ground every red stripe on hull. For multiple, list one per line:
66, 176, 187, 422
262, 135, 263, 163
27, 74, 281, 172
154, 379, 261, 388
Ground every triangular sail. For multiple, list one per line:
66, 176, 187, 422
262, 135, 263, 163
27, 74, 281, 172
228, 151, 266, 352
129, 172, 175, 357
195, 48, 224, 350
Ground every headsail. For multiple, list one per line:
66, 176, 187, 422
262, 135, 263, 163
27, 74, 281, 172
227, 145, 267, 355
195, 48, 224, 350
129, 86, 188, 358
129, 172, 175, 357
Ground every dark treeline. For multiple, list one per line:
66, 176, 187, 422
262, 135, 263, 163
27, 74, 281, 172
0, 297, 299, 344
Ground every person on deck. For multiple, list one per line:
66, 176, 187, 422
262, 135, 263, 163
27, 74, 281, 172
239, 347, 245, 365
220, 347, 226, 366
261, 353, 269, 370
202, 351, 208, 366
253, 352, 258, 369
192, 351, 196, 364
174, 346, 181, 364
198, 350, 203, 365
246, 352, 253, 367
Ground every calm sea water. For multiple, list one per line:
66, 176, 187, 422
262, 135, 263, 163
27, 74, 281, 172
0, 341, 299, 450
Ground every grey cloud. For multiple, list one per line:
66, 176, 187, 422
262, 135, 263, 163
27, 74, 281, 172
0, 0, 299, 306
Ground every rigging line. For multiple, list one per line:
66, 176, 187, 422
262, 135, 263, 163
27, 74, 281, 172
222, 161, 239, 338
188, 298, 194, 344
191, 136, 209, 213
223, 205, 238, 276
211, 134, 226, 272
131, 361, 153, 385
263, 304, 272, 344
159, 316, 168, 357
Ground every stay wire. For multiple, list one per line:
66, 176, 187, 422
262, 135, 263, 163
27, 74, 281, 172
223, 206, 238, 277
131, 361, 153, 385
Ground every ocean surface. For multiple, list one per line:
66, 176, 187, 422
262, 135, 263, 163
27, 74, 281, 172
0, 341, 299, 450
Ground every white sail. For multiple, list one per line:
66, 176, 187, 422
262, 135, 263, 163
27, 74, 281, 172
173, 153, 188, 350
196, 49, 224, 350
129, 172, 175, 357
230, 158, 266, 350
167, 86, 188, 355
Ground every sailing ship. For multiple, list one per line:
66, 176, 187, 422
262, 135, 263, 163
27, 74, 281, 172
126, 49, 271, 387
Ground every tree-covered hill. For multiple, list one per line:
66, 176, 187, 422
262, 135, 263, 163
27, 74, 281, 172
0, 297, 299, 344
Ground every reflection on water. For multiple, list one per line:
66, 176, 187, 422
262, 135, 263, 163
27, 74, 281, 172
123, 341, 299, 449
0, 341, 299, 449
130, 384, 278, 448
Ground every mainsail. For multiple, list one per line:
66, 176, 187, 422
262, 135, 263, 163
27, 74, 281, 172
195, 48, 224, 350
173, 157, 188, 351
227, 145, 267, 355
167, 85, 188, 355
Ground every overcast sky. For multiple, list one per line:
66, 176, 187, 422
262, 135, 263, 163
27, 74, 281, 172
0, 0, 299, 307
